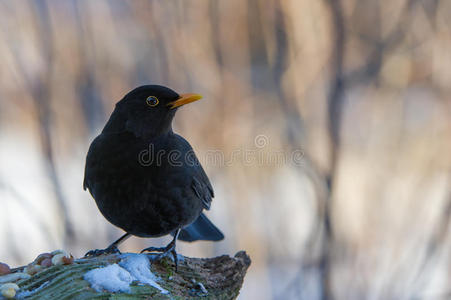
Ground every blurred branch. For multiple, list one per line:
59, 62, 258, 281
0, 1, 77, 247
320, 0, 347, 299
318, 0, 429, 297
345, 0, 414, 86
270, 1, 334, 299
411, 189, 451, 297
0, 181, 56, 253
145, 2, 169, 84
29, 0, 75, 244
420, 0, 440, 28
73, 1, 106, 134
209, 0, 224, 69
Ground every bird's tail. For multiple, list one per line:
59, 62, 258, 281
176, 213, 224, 242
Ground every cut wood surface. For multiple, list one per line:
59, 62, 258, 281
1, 251, 251, 300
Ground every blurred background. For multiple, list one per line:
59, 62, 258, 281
0, 0, 450, 299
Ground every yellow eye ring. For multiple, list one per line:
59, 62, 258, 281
146, 96, 159, 107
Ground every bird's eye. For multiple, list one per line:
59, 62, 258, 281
146, 96, 159, 107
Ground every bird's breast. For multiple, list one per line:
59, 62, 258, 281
85, 132, 203, 236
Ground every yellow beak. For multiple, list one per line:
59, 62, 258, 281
167, 93, 203, 109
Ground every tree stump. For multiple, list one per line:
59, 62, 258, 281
3, 251, 251, 299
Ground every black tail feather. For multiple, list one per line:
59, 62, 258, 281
174, 213, 224, 242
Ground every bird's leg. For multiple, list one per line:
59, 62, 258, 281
84, 233, 131, 257
141, 229, 180, 270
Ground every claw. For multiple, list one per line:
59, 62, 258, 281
84, 245, 120, 257
141, 229, 180, 271
84, 233, 131, 258
142, 246, 178, 272
171, 249, 178, 271
140, 246, 166, 253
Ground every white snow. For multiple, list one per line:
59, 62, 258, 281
84, 264, 134, 293
83, 253, 168, 294
119, 253, 168, 294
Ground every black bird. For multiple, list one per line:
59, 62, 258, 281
83, 85, 224, 268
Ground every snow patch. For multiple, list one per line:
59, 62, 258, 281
84, 264, 134, 293
83, 253, 168, 294
120, 253, 168, 294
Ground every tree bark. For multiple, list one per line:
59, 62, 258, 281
9, 251, 251, 299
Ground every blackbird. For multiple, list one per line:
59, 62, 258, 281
83, 85, 224, 268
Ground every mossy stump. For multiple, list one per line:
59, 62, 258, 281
10, 251, 251, 299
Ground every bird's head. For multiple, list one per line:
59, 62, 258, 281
105, 85, 202, 138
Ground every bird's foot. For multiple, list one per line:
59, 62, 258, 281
84, 245, 121, 258
141, 239, 178, 271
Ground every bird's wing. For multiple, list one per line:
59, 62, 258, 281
192, 174, 213, 210
173, 134, 214, 210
